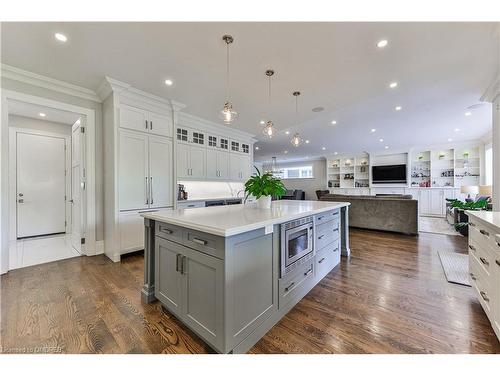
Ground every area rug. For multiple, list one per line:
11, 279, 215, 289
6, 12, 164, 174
437, 251, 471, 286
419, 216, 460, 236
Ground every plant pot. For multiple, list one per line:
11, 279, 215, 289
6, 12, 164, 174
257, 196, 272, 209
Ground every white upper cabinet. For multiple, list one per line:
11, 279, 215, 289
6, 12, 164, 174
149, 112, 173, 137
120, 104, 149, 133
206, 148, 230, 179
120, 104, 173, 137
177, 143, 191, 179
230, 153, 251, 181
206, 148, 219, 179
176, 143, 206, 179
149, 135, 173, 208
217, 150, 230, 179
119, 130, 149, 210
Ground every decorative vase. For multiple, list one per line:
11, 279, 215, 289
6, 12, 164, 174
257, 196, 272, 209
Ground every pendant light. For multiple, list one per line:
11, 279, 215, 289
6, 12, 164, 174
290, 91, 303, 147
220, 35, 238, 124
263, 69, 275, 138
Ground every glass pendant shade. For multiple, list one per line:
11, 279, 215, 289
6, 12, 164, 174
263, 120, 275, 138
220, 101, 238, 124
291, 133, 303, 147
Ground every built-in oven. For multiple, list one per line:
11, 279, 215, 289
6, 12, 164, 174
280, 216, 314, 276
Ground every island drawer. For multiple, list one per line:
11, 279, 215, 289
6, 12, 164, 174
314, 240, 340, 282
469, 257, 493, 318
314, 209, 340, 226
469, 237, 495, 278
183, 229, 225, 260
278, 259, 314, 310
315, 220, 340, 251
155, 222, 183, 243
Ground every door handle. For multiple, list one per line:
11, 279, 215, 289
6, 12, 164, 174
318, 257, 326, 264
150, 121, 153, 130
181, 255, 187, 275
468, 244, 476, 252
150, 177, 153, 205
480, 291, 489, 302
18, 193, 24, 197
479, 229, 489, 237
18, 199, 24, 203
318, 234, 325, 240
469, 272, 477, 281
69, 199, 74, 204
176, 254, 181, 272
304, 268, 313, 277
284, 282, 295, 292
496, 260, 500, 267
479, 257, 489, 266
145, 177, 149, 205
145, 120, 148, 130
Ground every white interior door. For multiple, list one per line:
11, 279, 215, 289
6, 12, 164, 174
149, 135, 173, 208
118, 130, 149, 210
71, 119, 86, 253
17, 132, 66, 238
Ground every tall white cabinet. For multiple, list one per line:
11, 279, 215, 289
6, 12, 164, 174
100, 78, 178, 262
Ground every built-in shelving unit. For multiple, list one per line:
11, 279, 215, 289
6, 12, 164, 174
327, 154, 369, 189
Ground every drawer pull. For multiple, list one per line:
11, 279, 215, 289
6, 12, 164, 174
160, 226, 173, 234
304, 268, 313, 277
333, 247, 339, 252
480, 291, 489, 302
469, 222, 476, 227
192, 238, 207, 245
318, 234, 325, 240
496, 260, 500, 267
479, 257, 489, 266
176, 254, 181, 272
479, 229, 490, 236
469, 272, 477, 281
284, 282, 295, 292
318, 257, 326, 264
333, 228, 339, 232
468, 244, 476, 251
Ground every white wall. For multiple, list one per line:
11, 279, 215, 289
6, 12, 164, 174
279, 159, 326, 200
1, 77, 104, 242
8, 115, 71, 135
178, 181, 245, 200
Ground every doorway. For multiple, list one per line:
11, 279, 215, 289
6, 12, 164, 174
7, 99, 87, 269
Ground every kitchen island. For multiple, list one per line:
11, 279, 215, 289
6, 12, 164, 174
141, 200, 350, 353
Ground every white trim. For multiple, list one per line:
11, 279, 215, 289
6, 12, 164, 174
95, 240, 104, 255
8, 127, 71, 241
1, 64, 102, 103
1, 90, 97, 274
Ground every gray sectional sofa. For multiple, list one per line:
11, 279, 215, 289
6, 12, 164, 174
320, 194, 418, 235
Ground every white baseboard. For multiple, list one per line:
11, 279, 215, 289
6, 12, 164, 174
95, 240, 104, 255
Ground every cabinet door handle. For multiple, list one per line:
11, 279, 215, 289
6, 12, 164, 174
192, 238, 207, 245
176, 254, 181, 272
469, 222, 476, 227
145, 120, 148, 129
145, 177, 149, 205
318, 257, 326, 264
181, 256, 187, 275
496, 260, 500, 267
479, 229, 489, 236
479, 257, 489, 266
304, 268, 313, 277
284, 282, 295, 292
318, 234, 325, 240
160, 226, 173, 234
480, 291, 489, 302
150, 177, 153, 205
468, 244, 476, 252
150, 121, 153, 130
469, 272, 477, 281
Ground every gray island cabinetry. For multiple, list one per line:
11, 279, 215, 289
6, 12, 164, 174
141, 200, 350, 353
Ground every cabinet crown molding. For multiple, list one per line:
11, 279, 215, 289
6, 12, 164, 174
1, 63, 102, 103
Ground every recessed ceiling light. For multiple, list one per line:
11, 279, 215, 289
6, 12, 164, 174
322, 147, 326, 150
334, 152, 338, 155
54, 33, 67, 42
465, 111, 472, 116
377, 39, 388, 48
260, 120, 265, 125
389, 82, 398, 89
164, 79, 173, 86
39, 112, 46, 117
395, 106, 402, 111
284, 150, 288, 154
384, 145, 389, 149
448, 138, 453, 142
379, 138, 384, 142
370, 128, 376, 133
454, 128, 460, 132
285, 131, 290, 135
255, 146, 259, 150
305, 140, 310, 144
331, 120, 337, 125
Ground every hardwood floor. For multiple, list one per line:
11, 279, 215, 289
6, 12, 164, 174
1, 229, 499, 354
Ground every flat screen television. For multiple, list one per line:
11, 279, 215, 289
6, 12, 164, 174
372, 164, 407, 184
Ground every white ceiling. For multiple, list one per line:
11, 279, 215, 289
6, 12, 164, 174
1, 22, 498, 161
7, 99, 81, 125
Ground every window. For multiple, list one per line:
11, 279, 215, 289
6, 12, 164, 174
274, 165, 313, 179
485, 144, 493, 185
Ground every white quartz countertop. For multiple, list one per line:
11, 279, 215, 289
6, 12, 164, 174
142, 200, 349, 237
466, 211, 500, 233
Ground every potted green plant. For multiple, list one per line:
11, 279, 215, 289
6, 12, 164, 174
245, 167, 286, 209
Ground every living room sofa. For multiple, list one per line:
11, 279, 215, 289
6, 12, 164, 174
320, 194, 419, 235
